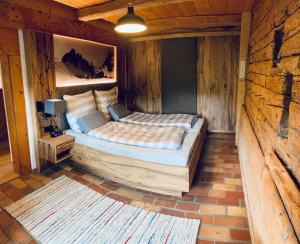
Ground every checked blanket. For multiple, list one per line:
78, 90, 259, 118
120, 112, 197, 129
88, 122, 186, 150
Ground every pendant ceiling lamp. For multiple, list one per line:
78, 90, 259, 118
115, 4, 147, 33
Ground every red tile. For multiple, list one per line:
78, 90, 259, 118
6, 223, 32, 243
181, 194, 195, 202
214, 216, 247, 227
176, 202, 200, 211
155, 198, 176, 208
225, 191, 244, 199
89, 183, 109, 195
196, 240, 214, 244
101, 182, 118, 191
185, 213, 213, 225
0, 211, 14, 229
107, 193, 131, 204
231, 229, 251, 241
3, 188, 25, 201
70, 175, 90, 186
160, 208, 184, 217
143, 195, 155, 204
189, 186, 209, 196
195, 196, 218, 204
218, 198, 240, 206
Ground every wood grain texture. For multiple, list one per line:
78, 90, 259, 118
240, 0, 300, 241
71, 122, 206, 197
128, 41, 161, 113
245, 0, 300, 183
23, 30, 57, 137
235, 12, 251, 142
0, 90, 8, 142
0, 27, 31, 175
130, 31, 240, 42
38, 135, 74, 164
197, 36, 240, 132
265, 153, 300, 238
237, 107, 298, 244
0, 1, 118, 46
22, 30, 58, 171
72, 0, 253, 23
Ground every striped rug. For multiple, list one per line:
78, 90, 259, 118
5, 175, 200, 243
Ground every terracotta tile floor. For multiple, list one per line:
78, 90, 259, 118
0, 133, 251, 244
0, 142, 18, 185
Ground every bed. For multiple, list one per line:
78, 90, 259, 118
67, 118, 207, 197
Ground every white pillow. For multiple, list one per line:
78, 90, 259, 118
63, 90, 97, 133
94, 86, 118, 119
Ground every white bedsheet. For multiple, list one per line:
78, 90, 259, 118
65, 118, 204, 167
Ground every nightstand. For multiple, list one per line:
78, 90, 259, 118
38, 134, 75, 164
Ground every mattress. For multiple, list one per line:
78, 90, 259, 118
65, 118, 204, 167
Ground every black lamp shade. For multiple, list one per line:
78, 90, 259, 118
115, 6, 147, 33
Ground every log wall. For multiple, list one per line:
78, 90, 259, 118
239, 0, 300, 242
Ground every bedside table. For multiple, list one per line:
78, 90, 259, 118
38, 134, 75, 164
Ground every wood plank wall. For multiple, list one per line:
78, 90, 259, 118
128, 37, 239, 132
197, 36, 240, 132
239, 0, 300, 241
129, 41, 161, 113
0, 27, 31, 175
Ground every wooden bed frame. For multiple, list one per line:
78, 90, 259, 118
70, 122, 207, 197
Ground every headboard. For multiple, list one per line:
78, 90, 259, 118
56, 82, 118, 131
56, 83, 117, 98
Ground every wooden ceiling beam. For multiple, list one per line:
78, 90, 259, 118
147, 15, 241, 30
78, 0, 194, 21
130, 30, 240, 42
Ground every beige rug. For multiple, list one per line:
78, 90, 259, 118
6, 175, 200, 243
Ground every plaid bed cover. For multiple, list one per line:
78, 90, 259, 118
88, 122, 186, 150
119, 112, 197, 129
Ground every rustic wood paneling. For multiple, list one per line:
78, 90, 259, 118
22, 30, 57, 171
23, 31, 56, 103
197, 36, 240, 132
240, 0, 300, 241
0, 89, 8, 142
129, 41, 161, 113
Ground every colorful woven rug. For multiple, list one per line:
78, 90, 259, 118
5, 175, 200, 243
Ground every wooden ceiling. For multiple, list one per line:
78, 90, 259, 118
53, 0, 255, 37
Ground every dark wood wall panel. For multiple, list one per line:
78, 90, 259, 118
129, 41, 161, 113
0, 89, 8, 142
197, 36, 240, 132
161, 38, 197, 114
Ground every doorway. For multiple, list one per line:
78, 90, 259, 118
0, 66, 18, 184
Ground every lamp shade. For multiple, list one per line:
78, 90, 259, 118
115, 6, 147, 33
44, 99, 66, 115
